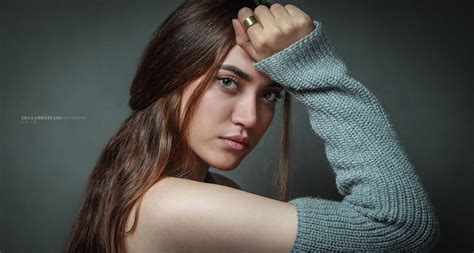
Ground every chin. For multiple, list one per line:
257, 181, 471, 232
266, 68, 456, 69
209, 158, 241, 171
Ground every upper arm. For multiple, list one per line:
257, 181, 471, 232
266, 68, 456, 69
142, 177, 297, 252
210, 172, 242, 190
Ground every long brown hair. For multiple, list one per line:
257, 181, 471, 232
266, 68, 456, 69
64, 0, 292, 252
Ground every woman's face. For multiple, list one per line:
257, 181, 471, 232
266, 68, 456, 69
180, 44, 284, 171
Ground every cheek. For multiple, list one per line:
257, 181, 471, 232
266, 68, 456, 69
186, 88, 242, 169
200, 92, 234, 120
188, 88, 233, 141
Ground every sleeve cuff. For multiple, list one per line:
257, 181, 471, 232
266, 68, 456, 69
253, 20, 347, 91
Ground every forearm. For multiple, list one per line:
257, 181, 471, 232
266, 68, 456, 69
254, 21, 440, 252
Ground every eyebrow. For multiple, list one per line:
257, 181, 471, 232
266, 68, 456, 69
219, 64, 282, 89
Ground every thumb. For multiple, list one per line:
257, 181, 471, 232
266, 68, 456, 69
232, 19, 258, 61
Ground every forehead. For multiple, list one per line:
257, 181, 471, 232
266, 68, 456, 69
221, 45, 269, 82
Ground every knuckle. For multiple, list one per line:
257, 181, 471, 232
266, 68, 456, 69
279, 22, 293, 33
303, 14, 313, 23
253, 38, 266, 50
237, 7, 246, 14
254, 5, 267, 14
291, 15, 307, 27
299, 16, 313, 27
270, 3, 283, 11
238, 7, 252, 17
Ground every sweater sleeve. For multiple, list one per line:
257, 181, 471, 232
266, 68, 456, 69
253, 21, 440, 252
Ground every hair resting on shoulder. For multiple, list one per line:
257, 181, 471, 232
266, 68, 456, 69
64, 0, 292, 252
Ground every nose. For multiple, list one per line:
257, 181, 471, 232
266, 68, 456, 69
231, 96, 257, 128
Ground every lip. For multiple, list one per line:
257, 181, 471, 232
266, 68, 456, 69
221, 135, 249, 145
220, 135, 249, 151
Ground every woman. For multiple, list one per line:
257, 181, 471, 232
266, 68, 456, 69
64, 0, 440, 252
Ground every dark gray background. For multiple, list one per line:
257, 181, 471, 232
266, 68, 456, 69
1, 0, 472, 252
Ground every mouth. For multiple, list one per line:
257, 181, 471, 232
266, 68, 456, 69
219, 137, 248, 151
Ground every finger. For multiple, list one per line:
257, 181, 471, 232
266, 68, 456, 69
269, 3, 291, 20
232, 19, 258, 60
237, 7, 264, 56
238, 7, 263, 33
232, 18, 249, 45
284, 4, 306, 18
252, 5, 276, 30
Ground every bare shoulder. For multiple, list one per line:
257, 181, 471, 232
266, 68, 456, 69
209, 172, 241, 190
125, 176, 297, 253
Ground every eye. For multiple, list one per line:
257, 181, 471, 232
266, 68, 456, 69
262, 90, 284, 103
217, 76, 238, 91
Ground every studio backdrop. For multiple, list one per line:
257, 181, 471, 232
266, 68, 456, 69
1, 0, 472, 252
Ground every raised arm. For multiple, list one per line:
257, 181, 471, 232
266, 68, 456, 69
136, 23, 439, 253
249, 14, 440, 253
129, 5, 440, 253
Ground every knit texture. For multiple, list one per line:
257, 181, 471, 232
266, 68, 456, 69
253, 21, 440, 252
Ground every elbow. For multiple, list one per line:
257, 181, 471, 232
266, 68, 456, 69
388, 208, 441, 252
409, 212, 440, 251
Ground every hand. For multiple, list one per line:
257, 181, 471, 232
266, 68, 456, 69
232, 3, 315, 62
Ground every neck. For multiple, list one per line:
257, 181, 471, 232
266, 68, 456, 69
187, 156, 210, 182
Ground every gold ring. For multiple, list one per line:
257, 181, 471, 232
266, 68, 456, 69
242, 16, 258, 31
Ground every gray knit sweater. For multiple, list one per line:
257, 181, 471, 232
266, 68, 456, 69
252, 21, 440, 252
